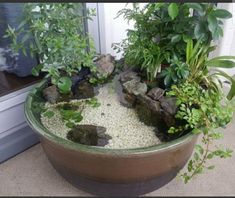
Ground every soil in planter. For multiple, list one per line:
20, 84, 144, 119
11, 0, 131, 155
40, 79, 162, 149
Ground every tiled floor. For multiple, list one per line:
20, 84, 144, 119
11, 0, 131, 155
1, 118, 235, 196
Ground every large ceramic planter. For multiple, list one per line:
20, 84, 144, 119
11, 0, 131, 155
25, 81, 198, 196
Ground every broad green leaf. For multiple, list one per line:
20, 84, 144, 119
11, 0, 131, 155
207, 13, 218, 33
171, 34, 181, 43
168, 3, 179, 20
194, 22, 206, 40
212, 9, 232, 19
206, 60, 235, 68
57, 77, 72, 94
164, 75, 171, 86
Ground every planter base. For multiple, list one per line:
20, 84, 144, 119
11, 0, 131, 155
49, 158, 179, 196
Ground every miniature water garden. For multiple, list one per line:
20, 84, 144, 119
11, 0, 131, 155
5, 2, 235, 192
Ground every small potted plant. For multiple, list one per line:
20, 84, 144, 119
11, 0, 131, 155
8, 2, 235, 196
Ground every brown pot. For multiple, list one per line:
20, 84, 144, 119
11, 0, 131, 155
25, 80, 198, 196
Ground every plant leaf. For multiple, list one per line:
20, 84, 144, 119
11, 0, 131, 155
212, 69, 235, 100
43, 110, 55, 118
171, 34, 181, 43
168, 3, 179, 20
57, 77, 72, 94
31, 64, 43, 76
206, 60, 235, 68
186, 39, 193, 64
207, 13, 218, 33
208, 56, 235, 62
212, 9, 232, 19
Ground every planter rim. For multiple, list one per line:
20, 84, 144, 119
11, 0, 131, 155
25, 80, 198, 155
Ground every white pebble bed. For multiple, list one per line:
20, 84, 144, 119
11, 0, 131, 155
41, 84, 161, 149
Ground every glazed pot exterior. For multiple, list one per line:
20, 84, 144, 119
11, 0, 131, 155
39, 134, 197, 183
25, 81, 198, 195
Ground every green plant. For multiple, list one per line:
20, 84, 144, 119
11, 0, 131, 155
185, 39, 235, 100
85, 97, 101, 108
4, 3, 97, 94
160, 57, 190, 88
113, 3, 232, 82
167, 81, 234, 183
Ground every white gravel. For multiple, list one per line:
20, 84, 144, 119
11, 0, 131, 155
41, 84, 161, 149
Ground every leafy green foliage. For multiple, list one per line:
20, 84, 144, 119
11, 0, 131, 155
114, 3, 232, 82
160, 57, 189, 88
4, 3, 97, 93
86, 97, 101, 108
57, 77, 72, 94
43, 110, 55, 118
60, 109, 83, 129
167, 81, 234, 183
185, 39, 235, 100
168, 3, 179, 20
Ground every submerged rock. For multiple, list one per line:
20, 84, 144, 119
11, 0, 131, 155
67, 124, 111, 146
95, 54, 115, 77
42, 85, 60, 104
147, 87, 165, 101
73, 80, 96, 100
123, 79, 147, 96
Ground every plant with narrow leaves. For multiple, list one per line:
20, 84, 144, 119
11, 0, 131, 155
185, 39, 235, 100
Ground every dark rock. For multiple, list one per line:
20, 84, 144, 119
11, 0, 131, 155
137, 94, 161, 113
123, 79, 147, 96
73, 80, 96, 100
67, 125, 111, 146
95, 54, 115, 77
160, 97, 177, 115
147, 87, 165, 101
120, 92, 137, 108
135, 94, 164, 128
71, 67, 91, 88
119, 70, 141, 83
162, 111, 176, 128
42, 85, 60, 104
